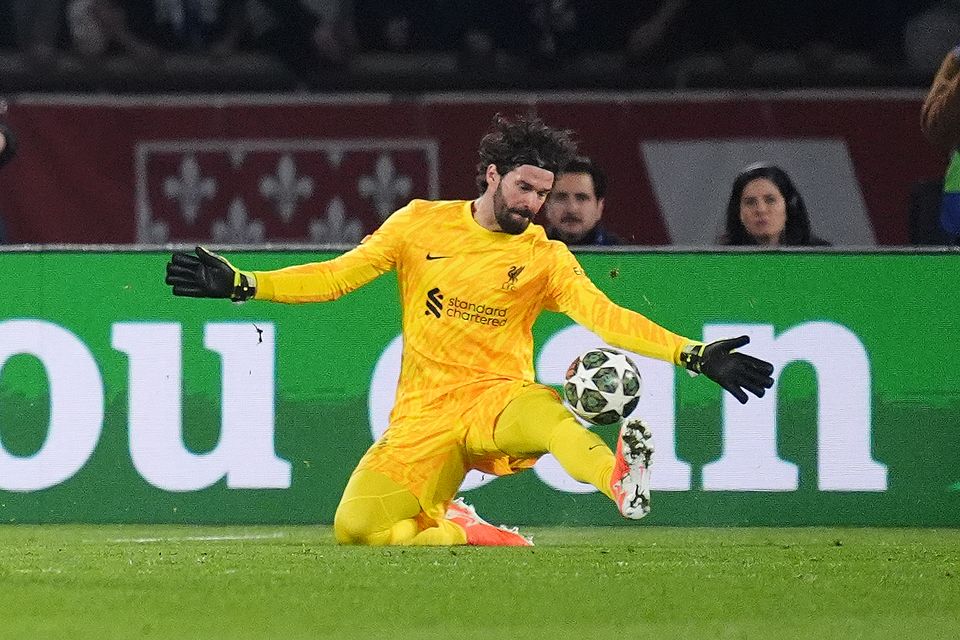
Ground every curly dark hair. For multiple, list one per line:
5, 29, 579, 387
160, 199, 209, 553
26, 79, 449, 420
720, 163, 821, 245
474, 114, 578, 194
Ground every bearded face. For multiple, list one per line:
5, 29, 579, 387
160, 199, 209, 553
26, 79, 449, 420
492, 180, 534, 235
488, 164, 555, 235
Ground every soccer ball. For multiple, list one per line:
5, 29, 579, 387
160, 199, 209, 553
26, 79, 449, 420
563, 348, 642, 425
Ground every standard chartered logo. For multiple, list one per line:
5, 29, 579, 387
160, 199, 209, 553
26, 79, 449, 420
0, 319, 290, 492
445, 296, 508, 327
369, 322, 888, 493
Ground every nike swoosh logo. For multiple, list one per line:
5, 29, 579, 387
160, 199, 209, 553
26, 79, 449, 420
426, 254, 451, 260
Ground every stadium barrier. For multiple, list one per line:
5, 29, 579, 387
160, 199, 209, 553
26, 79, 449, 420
0, 92, 944, 246
0, 248, 957, 525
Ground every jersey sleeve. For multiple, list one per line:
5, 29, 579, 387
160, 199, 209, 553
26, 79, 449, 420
544, 246, 694, 365
252, 202, 411, 303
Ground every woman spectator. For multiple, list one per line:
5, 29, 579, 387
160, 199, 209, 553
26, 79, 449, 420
719, 163, 830, 247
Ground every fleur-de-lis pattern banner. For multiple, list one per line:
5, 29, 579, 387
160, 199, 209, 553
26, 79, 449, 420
137, 140, 436, 244
0, 96, 944, 245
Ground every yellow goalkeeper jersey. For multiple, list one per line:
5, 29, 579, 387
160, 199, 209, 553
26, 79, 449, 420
253, 199, 691, 481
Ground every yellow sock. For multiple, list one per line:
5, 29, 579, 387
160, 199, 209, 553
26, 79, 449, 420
494, 386, 615, 500
390, 519, 468, 546
545, 422, 615, 501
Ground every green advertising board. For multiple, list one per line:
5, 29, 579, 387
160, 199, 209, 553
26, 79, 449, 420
0, 250, 957, 526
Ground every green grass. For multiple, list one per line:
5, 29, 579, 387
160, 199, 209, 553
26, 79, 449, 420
0, 526, 957, 640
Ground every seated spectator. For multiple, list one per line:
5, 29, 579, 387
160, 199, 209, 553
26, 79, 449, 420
298, 0, 357, 68
908, 178, 955, 245
67, 0, 158, 60
67, 0, 355, 82
719, 163, 830, 247
522, 0, 585, 68
921, 43, 960, 239
245, 0, 357, 77
66, 0, 244, 59
543, 156, 622, 246
619, 0, 694, 66
354, 0, 436, 54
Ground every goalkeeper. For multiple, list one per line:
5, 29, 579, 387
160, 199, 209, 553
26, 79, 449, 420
166, 115, 774, 546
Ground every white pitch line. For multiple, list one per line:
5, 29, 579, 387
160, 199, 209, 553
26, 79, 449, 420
14, 568, 63, 574
105, 533, 287, 544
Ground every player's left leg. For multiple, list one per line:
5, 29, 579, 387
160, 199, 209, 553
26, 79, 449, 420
334, 468, 467, 546
338, 421, 535, 546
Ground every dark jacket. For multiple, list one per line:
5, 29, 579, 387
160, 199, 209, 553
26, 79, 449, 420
547, 223, 623, 246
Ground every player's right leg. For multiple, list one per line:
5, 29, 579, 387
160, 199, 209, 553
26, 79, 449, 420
609, 419, 654, 519
491, 385, 654, 519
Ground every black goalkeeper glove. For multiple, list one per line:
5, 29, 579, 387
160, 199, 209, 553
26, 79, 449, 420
165, 246, 256, 301
680, 335, 774, 404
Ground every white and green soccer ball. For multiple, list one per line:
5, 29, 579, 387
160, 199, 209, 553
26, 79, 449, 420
563, 348, 642, 425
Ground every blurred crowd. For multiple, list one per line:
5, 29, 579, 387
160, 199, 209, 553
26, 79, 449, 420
0, 0, 957, 91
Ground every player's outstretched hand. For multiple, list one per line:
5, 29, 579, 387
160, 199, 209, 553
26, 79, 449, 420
680, 336, 774, 404
165, 246, 255, 301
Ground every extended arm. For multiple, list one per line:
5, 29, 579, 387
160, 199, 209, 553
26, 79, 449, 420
548, 250, 774, 403
166, 204, 408, 302
166, 240, 393, 303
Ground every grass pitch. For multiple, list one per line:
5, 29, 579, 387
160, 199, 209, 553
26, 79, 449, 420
0, 525, 957, 640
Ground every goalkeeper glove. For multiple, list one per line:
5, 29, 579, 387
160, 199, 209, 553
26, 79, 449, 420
680, 335, 774, 404
165, 246, 256, 301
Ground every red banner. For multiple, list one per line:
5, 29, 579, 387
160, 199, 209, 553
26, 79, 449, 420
0, 93, 943, 245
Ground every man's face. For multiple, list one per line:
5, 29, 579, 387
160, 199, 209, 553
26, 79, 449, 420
543, 172, 604, 243
490, 164, 555, 235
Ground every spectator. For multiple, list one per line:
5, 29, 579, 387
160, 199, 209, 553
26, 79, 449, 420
523, 0, 584, 68
67, 0, 353, 82
921, 43, 960, 239
298, 0, 357, 68
451, 1, 523, 71
543, 156, 621, 245
244, 0, 358, 78
618, 0, 694, 66
0, 122, 19, 243
719, 163, 830, 247
67, 0, 159, 59
354, 0, 434, 53
907, 178, 954, 244
68, 0, 246, 58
